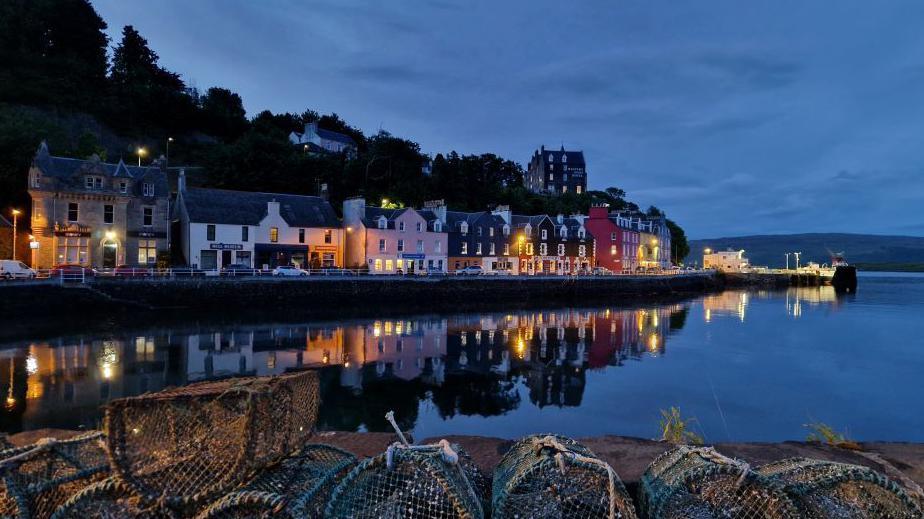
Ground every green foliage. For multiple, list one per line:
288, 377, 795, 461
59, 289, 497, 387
659, 407, 704, 445
804, 421, 861, 450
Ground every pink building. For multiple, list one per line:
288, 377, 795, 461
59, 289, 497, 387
342, 197, 448, 274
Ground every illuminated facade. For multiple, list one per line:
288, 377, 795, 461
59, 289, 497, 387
27, 142, 170, 269
703, 249, 749, 272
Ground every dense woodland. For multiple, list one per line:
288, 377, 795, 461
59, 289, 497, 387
0, 0, 689, 262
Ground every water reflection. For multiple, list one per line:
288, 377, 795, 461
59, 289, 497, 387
0, 305, 686, 433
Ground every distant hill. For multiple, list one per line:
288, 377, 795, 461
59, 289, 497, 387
688, 233, 924, 269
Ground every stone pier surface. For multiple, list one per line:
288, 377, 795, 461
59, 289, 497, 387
9, 429, 923, 494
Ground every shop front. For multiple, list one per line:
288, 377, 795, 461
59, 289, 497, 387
254, 243, 310, 269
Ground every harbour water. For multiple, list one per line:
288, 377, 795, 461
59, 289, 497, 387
1, 272, 922, 442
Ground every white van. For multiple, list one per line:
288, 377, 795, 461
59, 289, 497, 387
0, 260, 36, 280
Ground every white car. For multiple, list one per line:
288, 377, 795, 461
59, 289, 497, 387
458, 265, 484, 276
0, 260, 36, 280
272, 265, 309, 277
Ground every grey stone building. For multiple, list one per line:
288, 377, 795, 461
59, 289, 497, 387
27, 142, 170, 269
525, 145, 587, 195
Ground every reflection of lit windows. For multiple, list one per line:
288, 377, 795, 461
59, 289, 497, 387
267, 353, 276, 369
384, 321, 393, 335
460, 333, 467, 346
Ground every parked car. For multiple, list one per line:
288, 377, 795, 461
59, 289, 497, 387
114, 265, 152, 278
458, 265, 484, 276
592, 266, 613, 276
484, 269, 511, 276
221, 264, 257, 277
0, 260, 36, 280
272, 265, 308, 277
50, 264, 95, 280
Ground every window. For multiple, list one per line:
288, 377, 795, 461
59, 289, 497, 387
526, 243, 534, 255
399, 221, 405, 232
525, 226, 532, 237
578, 229, 585, 239
85, 177, 94, 189
579, 245, 586, 257
549, 173, 554, 180
374, 258, 383, 271
548, 154, 553, 161
558, 244, 565, 256
563, 154, 568, 162
237, 251, 251, 267
476, 243, 482, 255
324, 229, 332, 244
299, 228, 305, 243
416, 240, 424, 253
397, 239, 405, 252
242, 226, 249, 242
200, 250, 217, 269
503, 243, 510, 255
461, 242, 468, 254
503, 225, 510, 236
460, 222, 468, 235
489, 243, 496, 255
488, 227, 494, 237
270, 227, 279, 243
104, 205, 114, 224
95, 177, 102, 189
540, 243, 548, 256
379, 239, 387, 252
57, 236, 89, 265
576, 185, 582, 194
435, 240, 442, 253
477, 226, 483, 236
31, 173, 40, 188
138, 240, 157, 264
385, 259, 393, 271
143, 183, 154, 197
561, 227, 567, 238
143, 207, 153, 227
206, 225, 215, 241
434, 221, 441, 232
67, 203, 79, 222
562, 186, 568, 193
611, 232, 617, 241
378, 217, 387, 229
541, 229, 547, 240
119, 181, 127, 193
416, 222, 422, 232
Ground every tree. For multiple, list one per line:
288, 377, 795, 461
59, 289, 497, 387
199, 87, 248, 142
666, 219, 690, 265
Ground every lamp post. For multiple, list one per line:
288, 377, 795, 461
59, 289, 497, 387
785, 252, 791, 270
793, 251, 802, 270
166, 137, 174, 168
136, 147, 147, 167
10, 209, 20, 260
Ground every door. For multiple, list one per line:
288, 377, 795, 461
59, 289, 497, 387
221, 250, 232, 267
102, 242, 117, 268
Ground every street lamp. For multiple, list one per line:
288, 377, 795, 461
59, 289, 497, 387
10, 209, 21, 260
166, 137, 174, 168
136, 147, 147, 167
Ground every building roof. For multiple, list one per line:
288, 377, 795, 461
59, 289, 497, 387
362, 207, 408, 228
315, 127, 356, 145
182, 187, 340, 228
535, 146, 586, 167
31, 142, 170, 198
511, 214, 552, 229
0, 214, 10, 228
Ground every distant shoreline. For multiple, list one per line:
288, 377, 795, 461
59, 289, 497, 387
854, 263, 924, 273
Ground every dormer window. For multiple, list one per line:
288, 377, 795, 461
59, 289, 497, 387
503, 224, 510, 236
562, 154, 567, 163
560, 226, 567, 239
578, 229, 586, 239
541, 229, 548, 240
378, 216, 387, 229
85, 176, 103, 190
460, 222, 468, 235
548, 154, 553, 161
143, 183, 154, 197
434, 221, 442, 232
477, 226, 482, 236
524, 225, 532, 238
119, 181, 128, 194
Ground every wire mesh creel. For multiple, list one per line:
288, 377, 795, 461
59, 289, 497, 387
492, 434, 638, 519
195, 443, 357, 519
103, 370, 320, 510
638, 445, 800, 519
0, 431, 109, 519
325, 440, 488, 519
50, 476, 178, 519
756, 457, 924, 518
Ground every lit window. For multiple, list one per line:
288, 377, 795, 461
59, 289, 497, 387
576, 185, 582, 194
563, 154, 567, 162
504, 243, 510, 255
490, 243, 496, 255
541, 229, 547, 240
138, 240, 157, 264
461, 242, 468, 254
476, 243, 482, 255
503, 225, 510, 236
549, 173, 554, 180
270, 227, 279, 243
558, 244, 565, 256
385, 259, 393, 271
324, 229, 332, 244
526, 243, 534, 255
460, 222, 468, 235
489, 227, 495, 237
562, 186, 568, 193
579, 245, 586, 257
611, 245, 617, 255
374, 258, 383, 271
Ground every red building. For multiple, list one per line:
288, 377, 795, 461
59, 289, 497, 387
584, 205, 626, 273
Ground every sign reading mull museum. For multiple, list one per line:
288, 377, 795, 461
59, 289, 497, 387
209, 243, 244, 251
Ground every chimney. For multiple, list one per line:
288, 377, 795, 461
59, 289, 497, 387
424, 199, 447, 223
319, 183, 329, 201
492, 205, 511, 224
556, 213, 564, 224
342, 196, 366, 228
267, 198, 280, 218
178, 169, 186, 193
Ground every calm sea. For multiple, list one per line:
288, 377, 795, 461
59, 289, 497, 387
2, 272, 922, 442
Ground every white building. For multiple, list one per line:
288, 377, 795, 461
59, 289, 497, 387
174, 175, 342, 270
703, 249, 749, 272
288, 122, 357, 158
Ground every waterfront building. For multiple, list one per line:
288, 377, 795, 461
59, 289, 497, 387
341, 197, 448, 274
510, 213, 593, 275
288, 122, 357, 158
585, 205, 629, 273
703, 248, 749, 272
525, 145, 587, 195
27, 142, 170, 269
174, 177, 342, 270
423, 201, 514, 273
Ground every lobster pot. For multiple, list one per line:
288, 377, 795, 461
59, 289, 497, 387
105, 371, 319, 509
639, 445, 799, 519
0, 431, 109, 519
756, 457, 923, 518
197, 444, 357, 519
325, 441, 488, 519
492, 434, 637, 519
50, 477, 176, 519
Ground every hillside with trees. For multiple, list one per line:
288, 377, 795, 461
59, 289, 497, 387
0, 0, 689, 264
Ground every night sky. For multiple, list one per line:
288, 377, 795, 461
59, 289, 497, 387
92, 1, 924, 238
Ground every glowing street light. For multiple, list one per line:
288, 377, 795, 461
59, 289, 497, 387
136, 147, 147, 167
10, 209, 21, 260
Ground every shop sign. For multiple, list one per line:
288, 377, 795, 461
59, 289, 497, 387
209, 243, 244, 250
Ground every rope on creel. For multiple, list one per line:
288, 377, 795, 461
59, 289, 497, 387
695, 446, 752, 486
531, 435, 619, 519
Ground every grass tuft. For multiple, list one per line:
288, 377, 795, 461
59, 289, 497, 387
659, 407, 704, 445
804, 421, 862, 450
